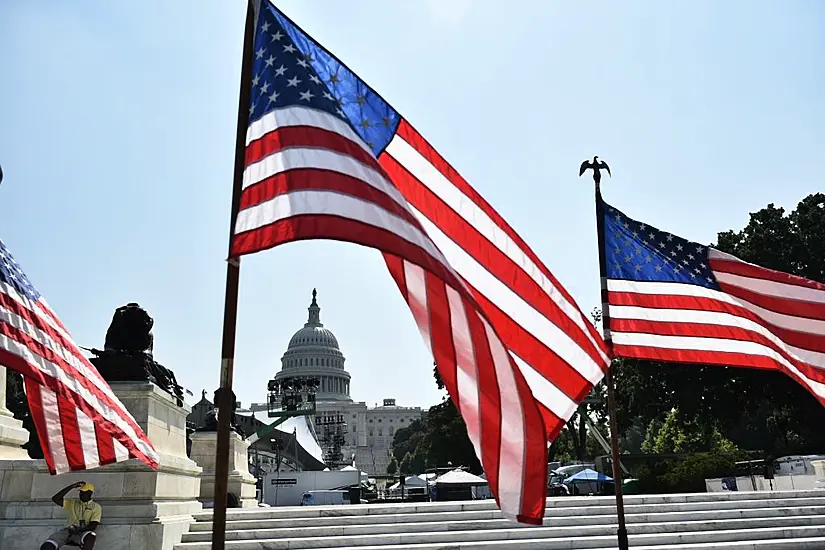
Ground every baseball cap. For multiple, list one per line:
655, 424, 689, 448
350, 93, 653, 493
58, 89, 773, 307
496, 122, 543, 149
79, 483, 95, 492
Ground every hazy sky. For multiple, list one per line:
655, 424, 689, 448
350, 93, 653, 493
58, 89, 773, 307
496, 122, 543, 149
1, 1, 822, 411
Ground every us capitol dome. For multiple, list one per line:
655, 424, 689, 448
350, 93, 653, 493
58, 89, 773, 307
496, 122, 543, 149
273, 288, 352, 401
260, 289, 423, 473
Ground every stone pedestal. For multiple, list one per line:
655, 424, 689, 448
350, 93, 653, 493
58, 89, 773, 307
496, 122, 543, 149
190, 430, 257, 508
812, 460, 825, 489
0, 381, 202, 550
0, 367, 29, 460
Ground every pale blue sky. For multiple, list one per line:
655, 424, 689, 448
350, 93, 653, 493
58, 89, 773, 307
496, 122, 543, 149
1, 1, 822, 410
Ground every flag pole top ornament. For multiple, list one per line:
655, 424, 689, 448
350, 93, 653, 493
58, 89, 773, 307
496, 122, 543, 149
579, 156, 611, 189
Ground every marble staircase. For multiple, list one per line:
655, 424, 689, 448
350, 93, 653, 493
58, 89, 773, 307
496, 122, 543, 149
175, 489, 825, 550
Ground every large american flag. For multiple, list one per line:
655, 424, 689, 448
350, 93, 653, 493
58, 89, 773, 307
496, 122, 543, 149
601, 197, 825, 405
0, 238, 159, 474
231, 3, 610, 523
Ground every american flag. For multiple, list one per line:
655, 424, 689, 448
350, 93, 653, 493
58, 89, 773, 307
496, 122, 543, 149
231, 3, 610, 523
601, 197, 825, 405
0, 238, 159, 474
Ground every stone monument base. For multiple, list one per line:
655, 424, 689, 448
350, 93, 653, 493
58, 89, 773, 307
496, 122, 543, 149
190, 431, 257, 508
0, 382, 203, 550
0, 457, 201, 548
0, 413, 29, 460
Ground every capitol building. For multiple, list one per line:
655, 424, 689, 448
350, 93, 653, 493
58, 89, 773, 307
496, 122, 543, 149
238, 290, 423, 476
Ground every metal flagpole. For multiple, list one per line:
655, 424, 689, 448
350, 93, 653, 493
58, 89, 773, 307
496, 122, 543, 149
581, 156, 630, 550
212, 2, 256, 549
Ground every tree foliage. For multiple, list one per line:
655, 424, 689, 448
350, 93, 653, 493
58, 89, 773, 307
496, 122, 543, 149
643, 408, 738, 455
386, 455, 398, 475
614, 193, 825, 458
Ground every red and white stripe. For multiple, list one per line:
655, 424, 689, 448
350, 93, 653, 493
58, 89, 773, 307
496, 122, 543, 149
607, 248, 825, 405
381, 122, 611, 431
233, 105, 611, 523
0, 280, 159, 474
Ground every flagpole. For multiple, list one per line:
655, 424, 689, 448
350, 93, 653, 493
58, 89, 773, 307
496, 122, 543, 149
212, 2, 256, 549
592, 169, 630, 550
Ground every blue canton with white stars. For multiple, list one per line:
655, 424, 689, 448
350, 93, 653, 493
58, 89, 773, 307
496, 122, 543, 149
602, 200, 720, 289
249, 4, 401, 156
0, 239, 42, 302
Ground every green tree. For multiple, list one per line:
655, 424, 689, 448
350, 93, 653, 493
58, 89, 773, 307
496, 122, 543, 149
641, 417, 664, 454
399, 450, 427, 475
619, 416, 647, 454
386, 455, 398, 475
392, 418, 425, 462
650, 409, 738, 454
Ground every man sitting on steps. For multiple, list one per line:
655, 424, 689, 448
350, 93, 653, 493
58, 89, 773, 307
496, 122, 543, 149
40, 481, 101, 550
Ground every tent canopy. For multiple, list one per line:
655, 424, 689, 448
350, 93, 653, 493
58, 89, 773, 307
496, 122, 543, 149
388, 476, 427, 491
565, 468, 613, 483
235, 409, 325, 470
435, 469, 488, 485
403, 475, 427, 487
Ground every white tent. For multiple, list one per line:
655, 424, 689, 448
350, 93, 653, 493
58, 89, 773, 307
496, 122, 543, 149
235, 409, 325, 468
435, 469, 488, 485
274, 414, 325, 463
340, 465, 369, 482
387, 475, 428, 494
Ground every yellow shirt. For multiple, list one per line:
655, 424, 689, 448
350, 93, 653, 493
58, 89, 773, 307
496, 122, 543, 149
63, 498, 102, 528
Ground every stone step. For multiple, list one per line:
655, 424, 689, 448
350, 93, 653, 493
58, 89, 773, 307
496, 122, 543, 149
190, 496, 825, 527
187, 504, 825, 533
174, 525, 825, 549
178, 493, 825, 550
594, 537, 825, 550
192, 490, 825, 522
181, 513, 825, 542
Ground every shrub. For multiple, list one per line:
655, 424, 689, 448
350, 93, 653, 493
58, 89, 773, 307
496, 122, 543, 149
634, 452, 743, 494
